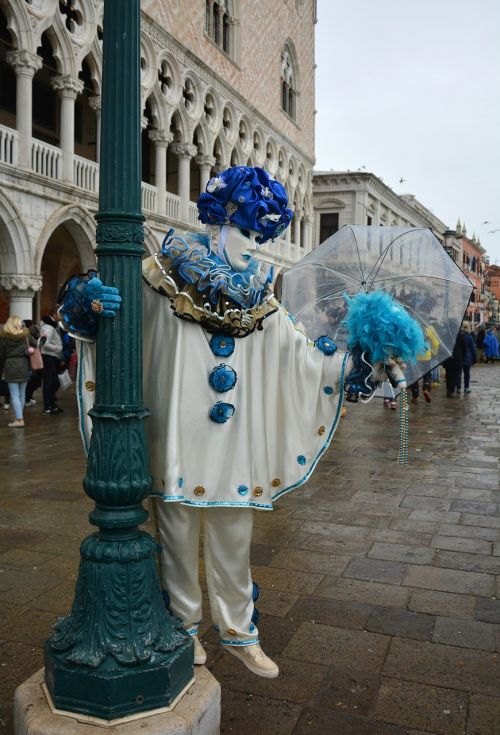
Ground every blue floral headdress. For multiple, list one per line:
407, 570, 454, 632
197, 166, 293, 244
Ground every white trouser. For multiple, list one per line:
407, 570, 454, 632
156, 502, 259, 646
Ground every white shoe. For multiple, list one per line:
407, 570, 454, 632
26, 399, 36, 407
3, 403, 9, 410
193, 635, 206, 665
222, 643, 279, 678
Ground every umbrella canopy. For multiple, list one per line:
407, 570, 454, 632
282, 225, 474, 386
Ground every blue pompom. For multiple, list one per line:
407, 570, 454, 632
345, 291, 426, 364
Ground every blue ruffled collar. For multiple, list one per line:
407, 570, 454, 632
161, 228, 273, 310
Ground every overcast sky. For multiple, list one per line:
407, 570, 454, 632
314, 0, 500, 264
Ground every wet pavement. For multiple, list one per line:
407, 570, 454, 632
1, 363, 499, 734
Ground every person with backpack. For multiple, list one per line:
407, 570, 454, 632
0, 316, 37, 427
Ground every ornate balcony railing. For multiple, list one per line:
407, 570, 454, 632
31, 139, 62, 180
74, 155, 99, 193
141, 181, 157, 212
0, 124, 18, 165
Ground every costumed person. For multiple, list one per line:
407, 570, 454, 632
483, 327, 499, 363
58, 166, 425, 679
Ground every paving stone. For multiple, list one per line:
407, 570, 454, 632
432, 616, 497, 651
316, 577, 411, 608
368, 529, 433, 547
403, 565, 494, 596
343, 558, 408, 585
211, 652, 329, 703
250, 564, 322, 595
475, 597, 500, 624
366, 607, 435, 641
462, 513, 500, 529
373, 678, 467, 735
299, 520, 371, 539
408, 589, 476, 620
270, 547, 350, 575
368, 542, 435, 565
0, 605, 56, 647
288, 596, 373, 630
250, 543, 278, 566
447, 486, 498, 502
390, 519, 441, 535
401, 496, 453, 512
408, 509, 462, 524
220, 689, 301, 735
285, 530, 372, 556
402, 484, 448, 498
255, 589, 299, 618
282, 622, 390, 671
466, 693, 500, 735
434, 549, 500, 575
438, 523, 500, 542
382, 637, 500, 697
293, 707, 409, 735
451, 500, 499, 516
257, 615, 302, 657
431, 535, 493, 554
312, 665, 382, 715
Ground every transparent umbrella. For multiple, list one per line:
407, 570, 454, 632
282, 226, 473, 386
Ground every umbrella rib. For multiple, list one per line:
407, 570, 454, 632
349, 226, 366, 283
370, 274, 475, 290
364, 229, 428, 284
294, 262, 363, 286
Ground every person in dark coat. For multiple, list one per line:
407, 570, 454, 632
0, 316, 36, 427
443, 330, 467, 398
476, 324, 486, 362
456, 323, 476, 394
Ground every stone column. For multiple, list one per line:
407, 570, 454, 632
6, 50, 42, 168
149, 130, 173, 216
195, 154, 216, 194
295, 212, 302, 249
51, 75, 84, 182
0, 275, 43, 321
170, 143, 197, 222
88, 95, 102, 163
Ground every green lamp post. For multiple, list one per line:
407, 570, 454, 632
43, 0, 193, 720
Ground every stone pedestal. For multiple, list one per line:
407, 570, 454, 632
14, 668, 221, 735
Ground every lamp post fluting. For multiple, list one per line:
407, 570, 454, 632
43, 0, 193, 719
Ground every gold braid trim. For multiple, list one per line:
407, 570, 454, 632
142, 254, 278, 338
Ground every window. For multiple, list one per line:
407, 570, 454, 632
206, 0, 232, 55
320, 213, 339, 243
281, 45, 297, 119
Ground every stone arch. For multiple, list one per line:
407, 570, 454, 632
35, 21, 75, 76
0, 0, 33, 51
35, 204, 96, 273
0, 190, 32, 274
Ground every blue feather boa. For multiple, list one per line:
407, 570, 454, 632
345, 291, 426, 364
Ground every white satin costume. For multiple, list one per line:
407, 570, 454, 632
75, 244, 351, 647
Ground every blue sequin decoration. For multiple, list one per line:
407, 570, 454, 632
315, 335, 338, 355
210, 333, 235, 357
297, 455, 306, 465
209, 363, 237, 393
210, 402, 235, 423
238, 485, 249, 496
178, 477, 184, 489
323, 386, 334, 395
249, 622, 256, 633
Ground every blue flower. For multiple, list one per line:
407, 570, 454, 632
323, 385, 334, 395
315, 336, 338, 356
178, 477, 184, 489
209, 364, 237, 393
210, 333, 235, 357
210, 402, 235, 423
238, 485, 249, 496
297, 455, 307, 465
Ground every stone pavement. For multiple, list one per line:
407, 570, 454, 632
1, 363, 499, 735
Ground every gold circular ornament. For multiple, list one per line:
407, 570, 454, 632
271, 478, 282, 488
91, 299, 104, 313
85, 380, 96, 392
194, 486, 205, 496
253, 486, 264, 497
226, 628, 237, 636
317, 425, 326, 436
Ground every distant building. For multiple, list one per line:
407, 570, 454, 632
0, 0, 316, 320
485, 263, 500, 324
457, 223, 487, 325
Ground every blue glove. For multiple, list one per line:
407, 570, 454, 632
84, 277, 122, 317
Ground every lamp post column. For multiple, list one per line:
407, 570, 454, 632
43, 0, 193, 720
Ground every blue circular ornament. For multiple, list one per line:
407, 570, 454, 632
323, 385, 334, 395
209, 402, 235, 423
209, 363, 237, 392
210, 333, 235, 357
315, 336, 337, 356
238, 485, 249, 496
297, 455, 307, 465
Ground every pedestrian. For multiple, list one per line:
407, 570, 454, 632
476, 324, 486, 362
483, 328, 499, 363
409, 371, 432, 404
39, 307, 64, 415
0, 379, 10, 410
0, 316, 37, 427
457, 322, 476, 394
443, 331, 467, 398
382, 381, 397, 410
24, 321, 41, 407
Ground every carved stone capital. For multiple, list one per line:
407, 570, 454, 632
6, 49, 42, 77
195, 154, 216, 168
148, 129, 173, 146
51, 75, 84, 99
88, 96, 102, 113
170, 143, 198, 160
0, 274, 43, 292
